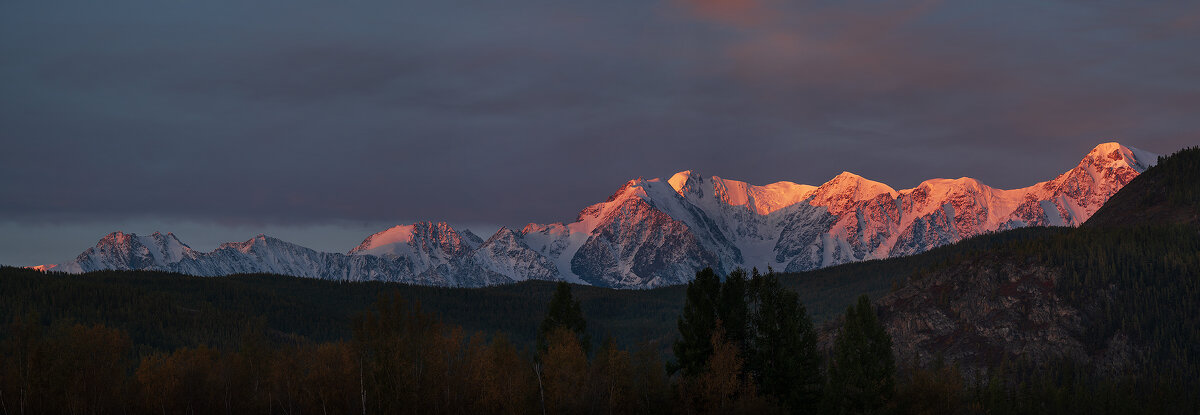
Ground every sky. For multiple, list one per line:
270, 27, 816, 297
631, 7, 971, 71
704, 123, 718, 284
2, 0, 1198, 266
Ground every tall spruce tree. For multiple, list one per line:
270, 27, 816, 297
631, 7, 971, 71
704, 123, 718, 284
826, 295, 896, 414
720, 268, 750, 355
675, 268, 824, 413
537, 282, 590, 355
674, 267, 723, 376
748, 272, 823, 414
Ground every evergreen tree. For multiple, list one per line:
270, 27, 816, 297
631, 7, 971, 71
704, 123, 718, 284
720, 268, 750, 355
674, 267, 723, 376
537, 281, 590, 355
748, 272, 822, 414
826, 295, 896, 414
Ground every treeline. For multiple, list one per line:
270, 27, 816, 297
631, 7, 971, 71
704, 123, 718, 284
1, 288, 664, 414
1, 269, 885, 414
3, 267, 1197, 414
0, 266, 687, 354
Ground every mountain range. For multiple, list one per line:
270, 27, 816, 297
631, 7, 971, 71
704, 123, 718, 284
32, 142, 1157, 288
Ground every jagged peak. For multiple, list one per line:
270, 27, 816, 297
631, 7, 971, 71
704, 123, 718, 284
459, 228, 484, 247
668, 170, 705, 197
98, 231, 175, 246
349, 221, 470, 256
604, 178, 652, 203
522, 222, 568, 236
483, 226, 521, 244
100, 231, 133, 242
220, 234, 280, 249
251, 234, 284, 244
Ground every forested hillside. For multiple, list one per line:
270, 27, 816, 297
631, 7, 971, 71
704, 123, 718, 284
856, 146, 1200, 413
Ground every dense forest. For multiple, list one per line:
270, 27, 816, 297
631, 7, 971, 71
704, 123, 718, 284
2, 148, 1198, 413
4, 266, 1196, 414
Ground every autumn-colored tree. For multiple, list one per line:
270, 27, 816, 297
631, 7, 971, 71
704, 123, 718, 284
268, 344, 305, 414
467, 333, 538, 415
1, 314, 50, 414
137, 345, 221, 414
1, 319, 134, 414
353, 293, 445, 414
589, 337, 635, 414
56, 324, 134, 413
678, 324, 779, 415
631, 342, 671, 415
540, 327, 590, 414
420, 325, 470, 414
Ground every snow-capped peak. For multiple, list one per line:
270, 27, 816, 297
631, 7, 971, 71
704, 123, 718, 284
810, 171, 898, 215
1084, 142, 1158, 173
217, 234, 286, 254
348, 224, 417, 255
348, 221, 473, 259
668, 170, 705, 198
910, 177, 989, 195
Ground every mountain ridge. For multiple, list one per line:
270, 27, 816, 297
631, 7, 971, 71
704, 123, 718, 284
32, 142, 1157, 288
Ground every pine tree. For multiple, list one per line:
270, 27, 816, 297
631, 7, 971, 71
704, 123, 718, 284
748, 272, 822, 414
674, 267, 723, 376
720, 268, 750, 355
826, 295, 896, 414
538, 281, 590, 355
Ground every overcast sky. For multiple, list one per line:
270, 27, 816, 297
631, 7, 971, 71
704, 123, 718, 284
2, 0, 1197, 266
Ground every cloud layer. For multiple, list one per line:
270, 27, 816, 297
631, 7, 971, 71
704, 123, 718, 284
1, 0, 1197, 264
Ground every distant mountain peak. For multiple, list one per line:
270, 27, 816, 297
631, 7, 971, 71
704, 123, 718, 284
1082, 141, 1157, 173
810, 171, 897, 215
348, 221, 472, 259
349, 224, 417, 255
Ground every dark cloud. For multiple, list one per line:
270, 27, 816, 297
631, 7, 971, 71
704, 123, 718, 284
1, 0, 1197, 265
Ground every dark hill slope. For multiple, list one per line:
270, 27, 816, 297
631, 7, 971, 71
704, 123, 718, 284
856, 147, 1200, 387
1086, 146, 1200, 228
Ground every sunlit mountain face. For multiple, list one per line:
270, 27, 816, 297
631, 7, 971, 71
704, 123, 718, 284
33, 143, 1155, 288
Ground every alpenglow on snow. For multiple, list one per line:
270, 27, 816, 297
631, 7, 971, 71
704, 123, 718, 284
33, 143, 1157, 289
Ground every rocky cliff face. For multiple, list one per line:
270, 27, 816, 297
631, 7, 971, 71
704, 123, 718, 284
875, 260, 1087, 376
33, 143, 1156, 289
817, 253, 1137, 380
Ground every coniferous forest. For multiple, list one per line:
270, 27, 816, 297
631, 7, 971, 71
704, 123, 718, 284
2, 147, 1198, 413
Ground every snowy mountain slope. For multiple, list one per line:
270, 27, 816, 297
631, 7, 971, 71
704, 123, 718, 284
509, 142, 1156, 283
32, 231, 199, 274
33, 142, 1156, 289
